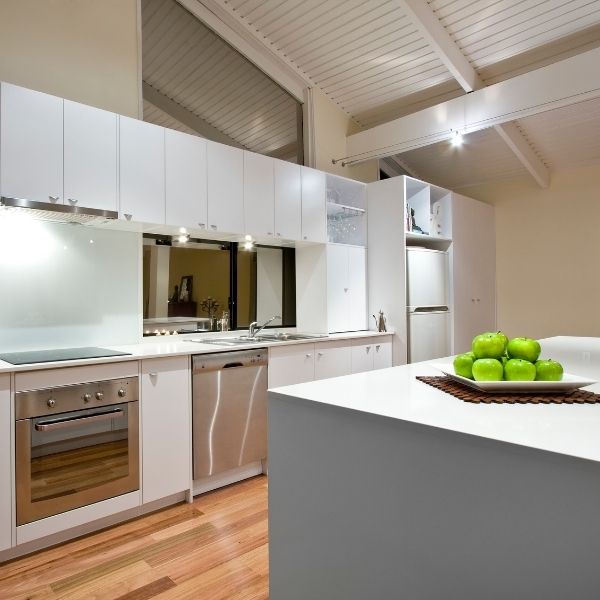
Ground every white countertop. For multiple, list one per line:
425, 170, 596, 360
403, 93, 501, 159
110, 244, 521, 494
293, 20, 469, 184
0, 330, 392, 374
270, 336, 600, 463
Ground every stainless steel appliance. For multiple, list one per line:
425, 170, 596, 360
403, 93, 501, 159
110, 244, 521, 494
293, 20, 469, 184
0, 346, 131, 365
16, 377, 139, 526
192, 349, 267, 479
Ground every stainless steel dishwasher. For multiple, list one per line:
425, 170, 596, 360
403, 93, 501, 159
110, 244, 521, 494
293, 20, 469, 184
192, 349, 268, 479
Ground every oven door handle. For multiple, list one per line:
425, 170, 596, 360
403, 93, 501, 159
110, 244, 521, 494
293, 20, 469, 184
34, 408, 124, 432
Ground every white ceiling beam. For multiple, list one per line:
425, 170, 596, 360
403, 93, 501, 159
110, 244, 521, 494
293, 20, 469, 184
397, 0, 549, 187
345, 47, 600, 168
176, 0, 310, 102
142, 81, 243, 148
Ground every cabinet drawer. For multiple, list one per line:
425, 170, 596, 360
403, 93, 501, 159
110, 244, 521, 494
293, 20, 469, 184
268, 344, 315, 388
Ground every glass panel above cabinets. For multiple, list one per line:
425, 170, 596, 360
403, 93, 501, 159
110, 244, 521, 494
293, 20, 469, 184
326, 174, 367, 246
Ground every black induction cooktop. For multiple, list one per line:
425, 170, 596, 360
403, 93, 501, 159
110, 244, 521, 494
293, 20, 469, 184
0, 347, 132, 365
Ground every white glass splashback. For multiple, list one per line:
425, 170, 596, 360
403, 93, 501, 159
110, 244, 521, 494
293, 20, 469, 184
0, 215, 140, 352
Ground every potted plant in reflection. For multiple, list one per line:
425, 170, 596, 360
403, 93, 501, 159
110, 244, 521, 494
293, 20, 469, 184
200, 296, 221, 332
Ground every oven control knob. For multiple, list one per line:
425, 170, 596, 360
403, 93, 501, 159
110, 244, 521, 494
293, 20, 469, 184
83, 393, 92, 403
47, 398, 56, 408
95, 392, 104, 401
118, 388, 126, 398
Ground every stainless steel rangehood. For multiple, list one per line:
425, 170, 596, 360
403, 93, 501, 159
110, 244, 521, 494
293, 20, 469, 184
0, 196, 118, 225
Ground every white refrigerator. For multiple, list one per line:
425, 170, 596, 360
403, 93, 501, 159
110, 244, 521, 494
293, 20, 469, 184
406, 247, 451, 363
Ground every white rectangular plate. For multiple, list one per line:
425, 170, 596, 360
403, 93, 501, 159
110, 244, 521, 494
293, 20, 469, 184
432, 363, 597, 394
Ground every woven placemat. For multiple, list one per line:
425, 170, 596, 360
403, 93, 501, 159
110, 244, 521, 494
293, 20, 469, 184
416, 376, 600, 404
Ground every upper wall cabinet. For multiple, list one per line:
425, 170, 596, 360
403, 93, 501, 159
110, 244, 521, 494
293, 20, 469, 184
119, 116, 165, 224
64, 99, 118, 212
274, 159, 302, 241
326, 174, 367, 246
301, 166, 327, 243
244, 151, 274, 238
207, 141, 244, 235
0, 82, 63, 204
165, 129, 207, 230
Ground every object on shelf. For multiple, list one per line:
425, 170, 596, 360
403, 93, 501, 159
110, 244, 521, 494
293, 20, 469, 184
431, 201, 443, 236
179, 275, 193, 302
218, 311, 230, 332
372, 310, 387, 332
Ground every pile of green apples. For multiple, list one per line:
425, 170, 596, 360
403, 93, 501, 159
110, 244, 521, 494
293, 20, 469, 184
453, 332, 564, 382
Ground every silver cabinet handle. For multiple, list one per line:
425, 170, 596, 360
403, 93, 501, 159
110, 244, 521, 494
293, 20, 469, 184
148, 372, 157, 377
198, 223, 206, 228
276, 233, 282, 237
376, 345, 381, 351
303, 235, 307, 240
344, 288, 349, 293
68, 198, 78, 205
35, 409, 123, 432
124, 213, 132, 221
305, 353, 312, 358
48, 195, 59, 203
366, 346, 372, 353
210, 225, 217, 230
318, 352, 324, 357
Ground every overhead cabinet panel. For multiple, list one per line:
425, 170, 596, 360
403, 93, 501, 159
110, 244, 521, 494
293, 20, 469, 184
244, 151, 274, 237
119, 116, 165, 224
274, 159, 301, 241
301, 166, 327, 243
64, 100, 118, 212
207, 141, 244, 234
165, 129, 207, 230
0, 82, 63, 204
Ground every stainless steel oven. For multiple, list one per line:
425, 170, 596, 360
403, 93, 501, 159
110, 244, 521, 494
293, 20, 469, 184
15, 377, 139, 526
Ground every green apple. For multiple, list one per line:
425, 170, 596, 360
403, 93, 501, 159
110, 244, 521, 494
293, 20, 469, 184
535, 359, 564, 381
453, 353, 475, 379
504, 358, 536, 381
472, 358, 503, 381
507, 337, 541, 362
496, 331, 509, 350
472, 332, 506, 360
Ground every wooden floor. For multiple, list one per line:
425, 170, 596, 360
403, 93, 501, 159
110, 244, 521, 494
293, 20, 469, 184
0, 475, 269, 600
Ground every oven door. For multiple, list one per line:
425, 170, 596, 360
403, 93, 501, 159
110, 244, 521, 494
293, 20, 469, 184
16, 401, 139, 526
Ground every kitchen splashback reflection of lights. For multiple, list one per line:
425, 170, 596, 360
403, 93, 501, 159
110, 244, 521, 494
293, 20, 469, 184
0, 209, 58, 267
243, 241, 254, 250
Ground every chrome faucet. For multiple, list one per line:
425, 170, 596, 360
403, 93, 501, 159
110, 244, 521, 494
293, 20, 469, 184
248, 315, 281, 338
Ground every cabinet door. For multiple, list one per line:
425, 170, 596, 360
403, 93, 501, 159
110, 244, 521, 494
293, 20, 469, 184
451, 194, 496, 353
141, 356, 191, 504
274, 159, 301, 241
351, 342, 375, 374
301, 166, 327, 243
314, 341, 351, 381
0, 375, 11, 551
373, 339, 392, 370
64, 99, 117, 211
0, 82, 63, 204
119, 116, 165, 224
244, 151, 274, 238
268, 344, 315, 388
165, 129, 207, 230
347, 246, 367, 331
327, 245, 350, 333
207, 141, 244, 234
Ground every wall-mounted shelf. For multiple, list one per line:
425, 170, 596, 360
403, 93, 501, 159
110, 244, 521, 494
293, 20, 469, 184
405, 232, 452, 243
327, 201, 365, 218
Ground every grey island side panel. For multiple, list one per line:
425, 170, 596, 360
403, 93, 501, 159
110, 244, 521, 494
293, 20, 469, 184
268, 391, 600, 600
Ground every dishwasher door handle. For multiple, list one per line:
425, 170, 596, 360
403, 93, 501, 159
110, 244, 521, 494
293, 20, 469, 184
223, 362, 244, 369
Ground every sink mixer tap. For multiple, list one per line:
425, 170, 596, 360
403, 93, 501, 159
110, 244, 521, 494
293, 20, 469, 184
248, 315, 281, 338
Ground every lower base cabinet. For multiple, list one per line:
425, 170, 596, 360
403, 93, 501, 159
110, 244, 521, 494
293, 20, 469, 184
141, 356, 191, 504
351, 337, 393, 374
314, 341, 352, 380
0, 374, 11, 551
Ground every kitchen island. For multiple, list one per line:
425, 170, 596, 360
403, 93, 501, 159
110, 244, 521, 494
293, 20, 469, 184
267, 337, 600, 600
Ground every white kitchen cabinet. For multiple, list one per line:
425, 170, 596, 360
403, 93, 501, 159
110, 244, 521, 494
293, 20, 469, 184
268, 344, 315, 388
351, 342, 375, 374
244, 151, 274, 238
451, 193, 496, 353
119, 116, 165, 224
301, 166, 327, 243
0, 82, 63, 204
0, 374, 11, 551
351, 337, 392, 373
165, 129, 207, 230
314, 340, 352, 380
327, 244, 367, 333
64, 99, 118, 212
373, 339, 393, 370
207, 141, 244, 234
274, 159, 302, 241
141, 356, 191, 504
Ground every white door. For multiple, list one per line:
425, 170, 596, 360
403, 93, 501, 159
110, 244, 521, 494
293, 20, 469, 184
244, 151, 274, 238
119, 116, 165, 224
351, 343, 374, 374
64, 99, 117, 212
314, 341, 352, 380
141, 356, 191, 504
274, 159, 301, 241
347, 246, 367, 331
373, 339, 393, 370
408, 311, 450, 363
0, 375, 11, 551
0, 82, 63, 204
327, 244, 349, 333
406, 248, 448, 308
165, 129, 207, 230
207, 141, 244, 234
301, 166, 326, 242
268, 345, 315, 388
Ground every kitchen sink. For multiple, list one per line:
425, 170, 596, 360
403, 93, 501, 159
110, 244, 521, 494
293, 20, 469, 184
190, 333, 329, 346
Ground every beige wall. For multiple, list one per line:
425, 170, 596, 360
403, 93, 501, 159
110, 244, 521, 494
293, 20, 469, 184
457, 163, 600, 340
0, 0, 140, 117
311, 88, 378, 183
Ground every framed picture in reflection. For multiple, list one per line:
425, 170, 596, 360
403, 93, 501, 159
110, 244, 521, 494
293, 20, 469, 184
179, 275, 193, 303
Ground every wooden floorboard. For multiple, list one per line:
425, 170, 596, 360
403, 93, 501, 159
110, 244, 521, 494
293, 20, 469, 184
0, 475, 269, 600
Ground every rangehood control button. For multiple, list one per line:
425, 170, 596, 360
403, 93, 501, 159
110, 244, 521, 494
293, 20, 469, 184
47, 398, 56, 408
95, 392, 104, 401
118, 388, 126, 398
83, 393, 92, 403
